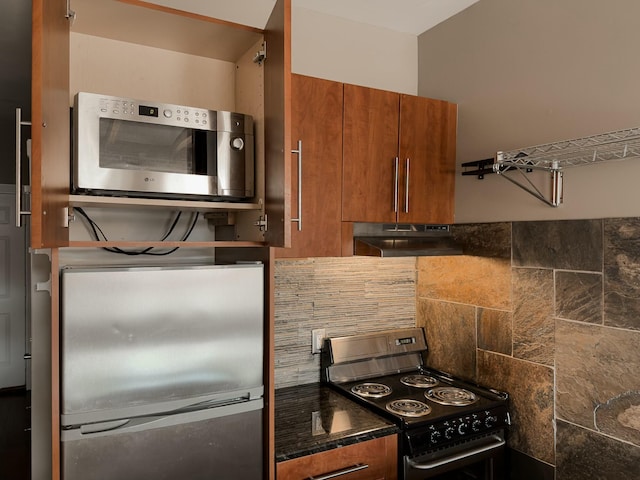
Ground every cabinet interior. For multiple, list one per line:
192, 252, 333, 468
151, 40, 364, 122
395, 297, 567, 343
68, 0, 270, 244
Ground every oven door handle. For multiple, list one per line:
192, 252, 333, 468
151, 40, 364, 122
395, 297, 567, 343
407, 435, 505, 470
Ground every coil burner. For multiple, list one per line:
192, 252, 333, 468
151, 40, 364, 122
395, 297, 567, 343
426, 386, 478, 406
386, 399, 432, 417
400, 374, 439, 388
350, 382, 392, 398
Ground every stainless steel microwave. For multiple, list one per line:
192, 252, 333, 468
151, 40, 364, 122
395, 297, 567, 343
72, 92, 254, 200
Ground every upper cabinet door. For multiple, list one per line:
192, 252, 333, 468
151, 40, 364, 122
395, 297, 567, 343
342, 84, 457, 226
276, 74, 343, 259
263, 0, 292, 248
398, 95, 457, 224
31, 0, 71, 248
342, 84, 400, 223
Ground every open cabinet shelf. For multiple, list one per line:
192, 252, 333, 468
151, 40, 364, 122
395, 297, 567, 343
68, 194, 263, 212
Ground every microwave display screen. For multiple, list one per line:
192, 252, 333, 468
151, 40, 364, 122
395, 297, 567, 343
139, 105, 159, 117
98, 118, 212, 175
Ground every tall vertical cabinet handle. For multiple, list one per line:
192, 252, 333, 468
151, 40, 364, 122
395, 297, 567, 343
15, 107, 32, 228
291, 140, 302, 231
393, 157, 399, 213
404, 158, 410, 213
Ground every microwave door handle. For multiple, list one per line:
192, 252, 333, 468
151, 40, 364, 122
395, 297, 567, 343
15, 107, 32, 227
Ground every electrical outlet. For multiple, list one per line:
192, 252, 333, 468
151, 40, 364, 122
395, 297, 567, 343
311, 328, 326, 354
311, 411, 325, 436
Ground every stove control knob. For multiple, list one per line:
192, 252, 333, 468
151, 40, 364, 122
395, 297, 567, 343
472, 420, 483, 432
430, 430, 442, 444
458, 423, 467, 435
485, 415, 498, 428
444, 427, 455, 440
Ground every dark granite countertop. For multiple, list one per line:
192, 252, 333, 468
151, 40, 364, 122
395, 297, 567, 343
275, 383, 399, 462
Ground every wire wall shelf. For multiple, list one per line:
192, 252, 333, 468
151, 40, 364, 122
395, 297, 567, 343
495, 126, 640, 171
463, 126, 640, 207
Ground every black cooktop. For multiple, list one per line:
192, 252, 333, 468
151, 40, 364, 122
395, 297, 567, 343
330, 368, 508, 429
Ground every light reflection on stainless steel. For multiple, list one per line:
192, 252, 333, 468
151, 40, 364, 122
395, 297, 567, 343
61, 264, 264, 424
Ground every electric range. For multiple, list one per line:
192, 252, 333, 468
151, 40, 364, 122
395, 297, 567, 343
321, 327, 511, 480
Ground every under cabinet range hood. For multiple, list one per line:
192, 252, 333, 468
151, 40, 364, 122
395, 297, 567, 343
353, 223, 464, 257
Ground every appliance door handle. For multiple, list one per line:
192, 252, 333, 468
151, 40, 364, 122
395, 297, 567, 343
63, 398, 264, 442
291, 140, 302, 231
404, 157, 410, 213
407, 435, 505, 470
307, 463, 369, 480
80, 419, 131, 435
15, 107, 32, 227
393, 157, 399, 213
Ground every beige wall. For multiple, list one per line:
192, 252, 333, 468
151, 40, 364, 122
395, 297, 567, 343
418, 0, 640, 223
70, 33, 237, 111
71, 7, 419, 108
292, 7, 418, 94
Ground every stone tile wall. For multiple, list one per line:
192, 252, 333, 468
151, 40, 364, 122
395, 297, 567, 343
273, 257, 416, 388
417, 219, 640, 479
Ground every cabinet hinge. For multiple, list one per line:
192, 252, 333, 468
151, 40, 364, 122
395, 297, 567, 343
63, 206, 74, 228
254, 214, 268, 232
65, 0, 76, 24
253, 42, 266, 65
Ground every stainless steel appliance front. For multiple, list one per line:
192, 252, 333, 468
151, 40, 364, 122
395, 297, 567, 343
60, 264, 264, 480
73, 92, 254, 200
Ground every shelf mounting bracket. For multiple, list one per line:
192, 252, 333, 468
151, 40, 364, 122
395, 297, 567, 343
494, 163, 563, 207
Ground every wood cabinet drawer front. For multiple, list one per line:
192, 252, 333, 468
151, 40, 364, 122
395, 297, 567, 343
277, 435, 397, 480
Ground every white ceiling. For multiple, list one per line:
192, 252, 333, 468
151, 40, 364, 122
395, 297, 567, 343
141, 0, 479, 35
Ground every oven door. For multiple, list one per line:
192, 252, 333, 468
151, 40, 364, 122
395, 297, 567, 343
403, 432, 505, 480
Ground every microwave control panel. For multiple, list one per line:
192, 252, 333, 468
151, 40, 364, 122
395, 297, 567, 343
95, 94, 217, 131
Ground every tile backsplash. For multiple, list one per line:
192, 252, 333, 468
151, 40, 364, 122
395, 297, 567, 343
418, 219, 640, 479
274, 257, 416, 388
273, 218, 640, 479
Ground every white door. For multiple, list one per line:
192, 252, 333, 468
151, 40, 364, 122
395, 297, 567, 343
0, 184, 27, 389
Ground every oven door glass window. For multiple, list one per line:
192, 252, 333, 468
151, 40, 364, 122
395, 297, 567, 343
99, 118, 213, 175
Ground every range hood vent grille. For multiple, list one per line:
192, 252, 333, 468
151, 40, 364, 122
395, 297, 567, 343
352, 223, 463, 257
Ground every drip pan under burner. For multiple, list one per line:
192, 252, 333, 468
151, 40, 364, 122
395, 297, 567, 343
426, 386, 478, 406
386, 399, 432, 417
400, 374, 439, 388
351, 382, 392, 398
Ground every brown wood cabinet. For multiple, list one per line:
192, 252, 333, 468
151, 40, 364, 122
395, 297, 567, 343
398, 94, 457, 224
276, 74, 343, 258
342, 84, 457, 225
342, 84, 399, 224
31, 0, 71, 249
31, 2, 291, 479
276, 435, 397, 480
30, 0, 291, 250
